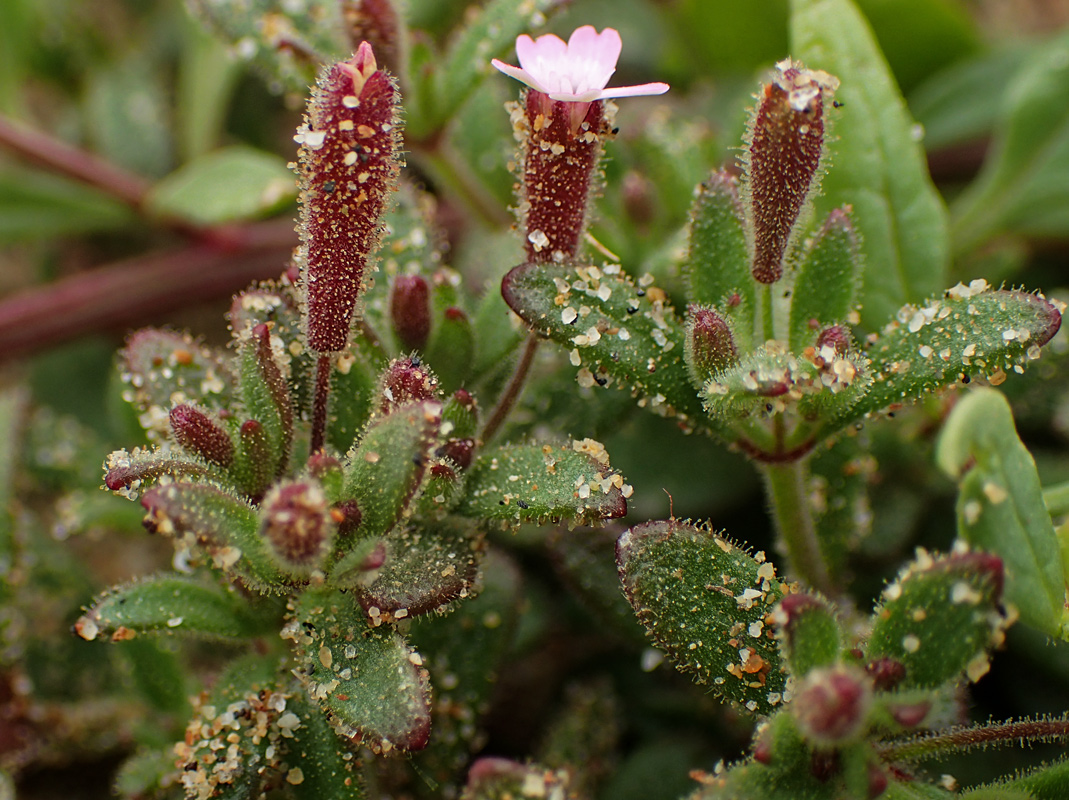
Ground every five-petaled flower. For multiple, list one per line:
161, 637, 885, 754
491, 25, 669, 103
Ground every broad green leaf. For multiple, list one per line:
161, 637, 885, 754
866, 549, 1007, 688
0, 166, 133, 243
455, 441, 627, 526
76, 574, 269, 641
908, 46, 1029, 152
284, 693, 366, 799
790, 0, 949, 329
290, 587, 431, 753
851, 284, 1061, 420
177, 15, 243, 161
936, 388, 1069, 639
617, 519, 788, 714
147, 146, 295, 226
502, 261, 707, 426
951, 32, 1069, 251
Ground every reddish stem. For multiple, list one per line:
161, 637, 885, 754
311, 354, 332, 454
0, 219, 295, 363
480, 332, 540, 444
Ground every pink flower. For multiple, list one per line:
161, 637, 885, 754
491, 26, 669, 102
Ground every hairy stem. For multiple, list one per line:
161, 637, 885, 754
311, 354, 332, 455
879, 717, 1069, 763
480, 332, 540, 444
762, 458, 833, 595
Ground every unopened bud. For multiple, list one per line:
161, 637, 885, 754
745, 59, 838, 283
261, 481, 333, 571
792, 664, 872, 745
380, 356, 439, 413
685, 305, 739, 385
169, 405, 233, 467
815, 325, 851, 354
390, 275, 432, 350
297, 42, 402, 353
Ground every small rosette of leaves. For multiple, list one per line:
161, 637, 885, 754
865, 548, 1008, 688
287, 586, 431, 754
502, 260, 705, 424
617, 519, 789, 715
456, 440, 628, 527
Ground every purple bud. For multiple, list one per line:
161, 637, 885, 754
331, 499, 363, 537
390, 275, 432, 351
815, 325, 851, 354
437, 437, 475, 471
746, 60, 838, 283
297, 43, 402, 353
380, 356, 440, 413
261, 481, 332, 568
792, 664, 872, 745
865, 657, 906, 692
685, 304, 739, 383
170, 404, 233, 467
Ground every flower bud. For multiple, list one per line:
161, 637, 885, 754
745, 59, 838, 284
380, 356, 439, 413
792, 664, 872, 746
260, 480, 334, 572
169, 404, 233, 467
685, 305, 739, 385
296, 42, 402, 353
390, 274, 432, 351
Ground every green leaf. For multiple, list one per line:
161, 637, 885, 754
146, 146, 295, 226
290, 587, 431, 753
790, 0, 949, 329
991, 756, 1069, 800
865, 549, 1008, 688
187, 0, 348, 95
772, 593, 843, 676
936, 388, 1069, 639
346, 518, 485, 618
421, 0, 558, 136
177, 15, 243, 161
140, 482, 286, 593
341, 400, 443, 539
908, 46, 1029, 153
455, 441, 628, 526
284, 693, 366, 799
683, 172, 752, 346
617, 519, 788, 714
852, 284, 1061, 419
237, 323, 294, 480
409, 549, 523, 788
502, 261, 707, 426
951, 32, 1069, 251
0, 166, 133, 243
119, 328, 235, 436
787, 208, 861, 351
76, 574, 268, 641
116, 637, 190, 714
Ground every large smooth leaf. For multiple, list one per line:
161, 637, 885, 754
147, 146, 295, 226
790, 0, 949, 329
937, 388, 1069, 639
0, 166, 133, 243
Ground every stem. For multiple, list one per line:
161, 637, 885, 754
762, 458, 833, 595
311, 354, 332, 455
879, 717, 1069, 763
759, 283, 775, 343
480, 332, 540, 444
408, 140, 511, 229
0, 219, 295, 363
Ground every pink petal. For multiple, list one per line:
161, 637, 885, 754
598, 81, 670, 99
518, 32, 566, 73
490, 59, 546, 94
575, 27, 622, 75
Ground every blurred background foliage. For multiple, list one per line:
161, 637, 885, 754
4, 0, 1069, 798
